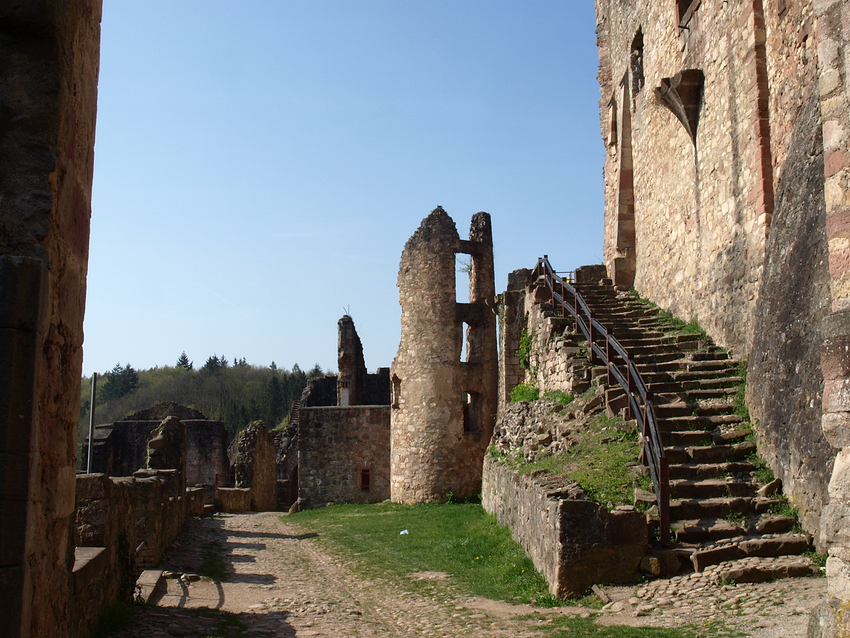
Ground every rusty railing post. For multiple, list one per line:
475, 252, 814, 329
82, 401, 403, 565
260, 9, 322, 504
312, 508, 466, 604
660, 457, 671, 545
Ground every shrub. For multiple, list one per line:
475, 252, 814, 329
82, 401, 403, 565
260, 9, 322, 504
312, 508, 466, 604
510, 383, 540, 403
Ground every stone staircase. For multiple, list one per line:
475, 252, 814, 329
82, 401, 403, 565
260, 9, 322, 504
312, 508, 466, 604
569, 282, 819, 583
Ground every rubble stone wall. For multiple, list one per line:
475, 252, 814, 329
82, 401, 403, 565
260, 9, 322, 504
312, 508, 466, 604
298, 406, 390, 506
748, 88, 836, 538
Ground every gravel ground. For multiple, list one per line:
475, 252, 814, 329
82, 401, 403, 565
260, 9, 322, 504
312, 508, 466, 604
106, 511, 826, 637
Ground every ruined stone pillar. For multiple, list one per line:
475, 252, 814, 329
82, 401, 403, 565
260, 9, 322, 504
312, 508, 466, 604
811, 2, 850, 635
337, 315, 367, 406
390, 207, 497, 503
0, 3, 102, 636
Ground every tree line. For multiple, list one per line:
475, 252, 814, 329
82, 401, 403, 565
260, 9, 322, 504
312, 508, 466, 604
78, 354, 326, 443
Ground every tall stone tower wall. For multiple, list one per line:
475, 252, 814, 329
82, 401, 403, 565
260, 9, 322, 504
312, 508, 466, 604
390, 207, 497, 503
0, 3, 102, 636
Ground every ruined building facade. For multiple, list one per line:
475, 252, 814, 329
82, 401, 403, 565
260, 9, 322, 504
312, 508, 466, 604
293, 315, 391, 507
596, 0, 850, 632
390, 208, 498, 503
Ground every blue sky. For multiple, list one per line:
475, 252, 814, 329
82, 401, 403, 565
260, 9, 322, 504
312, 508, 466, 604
82, 1, 605, 376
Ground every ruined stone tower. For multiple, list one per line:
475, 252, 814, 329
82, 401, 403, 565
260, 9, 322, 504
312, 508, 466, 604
390, 207, 497, 503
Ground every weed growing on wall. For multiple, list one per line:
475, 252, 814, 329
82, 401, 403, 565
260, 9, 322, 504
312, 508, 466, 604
511, 383, 540, 403
517, 328, 536, 371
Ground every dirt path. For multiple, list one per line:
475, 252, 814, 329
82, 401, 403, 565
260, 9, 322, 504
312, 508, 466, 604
109, 512, 825, 637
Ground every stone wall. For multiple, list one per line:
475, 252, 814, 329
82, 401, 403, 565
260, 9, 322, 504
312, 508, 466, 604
72, 472, 203, 637
595, 0, 814, 357
233, 421, 277, 511
298, 406, 390, 506
749, 88, 836, 538
85, 404, 229, 487
483, 458, 647, 598
0, 2, 102, 636
520, 289, 594, 398
498, 269, 532, 406
391, 208, 498, 503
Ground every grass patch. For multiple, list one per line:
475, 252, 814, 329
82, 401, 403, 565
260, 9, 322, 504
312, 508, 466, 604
287, 501, 564, 606
746, 451, 775, 485
733, 361, 750, 422
767, 496, 799, 519
804, 550, 828, 575
524, 614, 739, 637
508, 414, 651, 509
544, 390, 575, 406
199, 539, 228, 582
511, 383, 541, 403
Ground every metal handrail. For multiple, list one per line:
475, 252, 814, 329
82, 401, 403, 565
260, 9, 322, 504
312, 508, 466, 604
531, 256, 670, 544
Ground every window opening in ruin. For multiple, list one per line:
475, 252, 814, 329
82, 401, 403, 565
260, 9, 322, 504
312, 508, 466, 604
391, 375, 401, 409
360, 468, 371, 492
607, 98, 618, 147
339, 381, 350, 406
630, 30, 644, 97
676, 0, 700, 28
456, 255, 471, 303
462, 392, 481, 433
460, 321, 469, 361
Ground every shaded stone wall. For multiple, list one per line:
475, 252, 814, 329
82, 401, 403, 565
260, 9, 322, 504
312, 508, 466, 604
72, 472, 203, 635
749, 88, 836, 538
483, 458, 647, 598
233, 421, 277, 511
0, 2, 102, 636
298, 406, 390, 506
498, 269, 531, 407
85, 404, 229, 487
391, 207, 497, 503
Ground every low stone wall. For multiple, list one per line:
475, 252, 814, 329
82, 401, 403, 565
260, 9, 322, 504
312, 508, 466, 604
216, 487, 253, 512
482, 458, 647, 598
72, 472, 203, 637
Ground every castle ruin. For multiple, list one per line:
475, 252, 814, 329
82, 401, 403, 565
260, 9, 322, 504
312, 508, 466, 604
390, 207, 498, 503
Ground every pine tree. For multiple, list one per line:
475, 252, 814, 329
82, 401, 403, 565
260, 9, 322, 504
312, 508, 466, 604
177, 351, 193, 370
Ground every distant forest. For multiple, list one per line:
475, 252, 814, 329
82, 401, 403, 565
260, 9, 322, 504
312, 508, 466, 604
78, 353, 328, 443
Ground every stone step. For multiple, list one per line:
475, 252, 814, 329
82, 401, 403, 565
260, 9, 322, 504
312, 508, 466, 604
669, 496, 754, 520
664, 440, 756, 464
655, 401, 737, 418
673, 517, 747, 543
657, 414, 743, 432
667, 462, 756, 480
691, 534, 812, 572
709, 555, 818, 584
670, 478, 753, 499
665, 430, 713, 446
670, 496, 783, 520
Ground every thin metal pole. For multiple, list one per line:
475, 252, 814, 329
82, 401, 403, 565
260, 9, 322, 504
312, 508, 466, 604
87, 372, 97, 474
